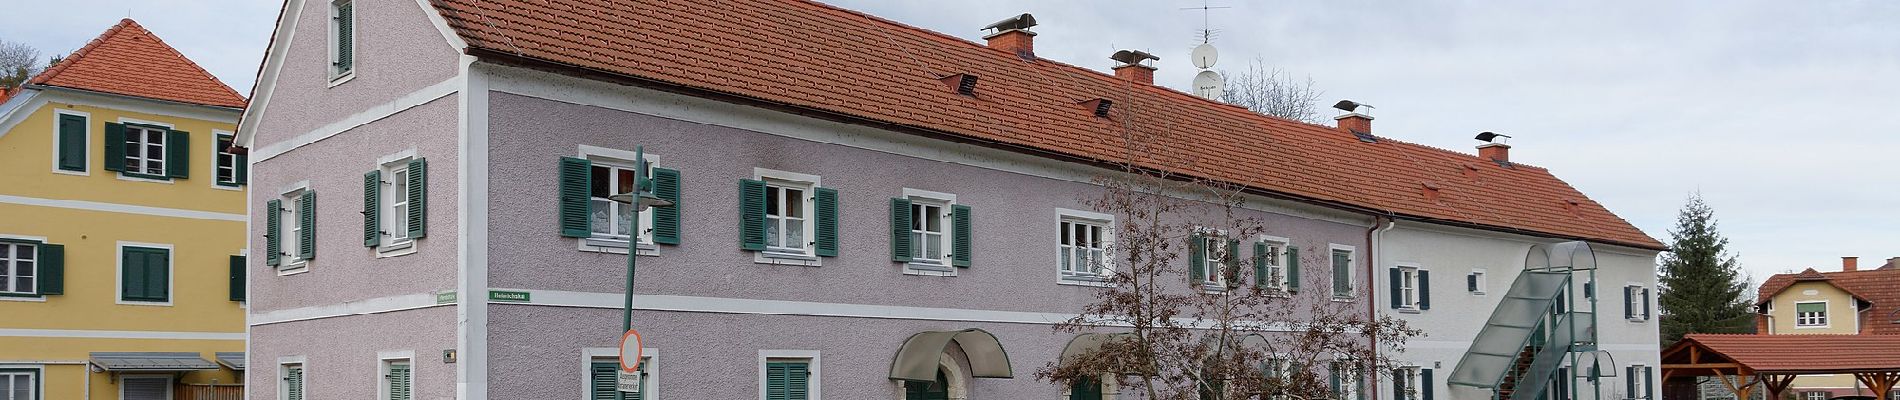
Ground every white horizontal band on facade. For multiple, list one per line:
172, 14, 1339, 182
0, 328, 243, 341
248, 292, 450, 326
247, 76, 463, 162
0, 194, 246, 221
1407, 340, 1660, 353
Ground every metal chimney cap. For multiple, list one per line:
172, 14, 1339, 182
982, 13, 1037, 33
1110, 49, 1160, 66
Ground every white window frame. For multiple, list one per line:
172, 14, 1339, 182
1625, 284, 1647, 322
1793, 300, 1829, 328
112, 117, 174, 184
279, 183, 311, 274
51, 108, 90, 176
1335, 359, 1362, 400
1330, 244, 1358, 300
377, 351, 414, 400
753, 168, 820, 266
1802, 392, 1828, 400
1258, 236, 1291, 292
1470, 268, 1488, 295
118, 374, 173, 400
0, 240, 40, 297
327, 0, 356, 84
1629, 364, 1650, 400
122, 123, 169, 178
1397, 264, 1421, 310
901, 188, 956, 275
0, 365, 42, 400
279, 356, 307, 400
582, 347, 658, 400
114, 241, 175, 307
212, 130, 241, 189
375, 150, 418, 255
758, 349, 820, 400
1198, 229, 1232, 291
1056, 208, 1114, 286
578, 146, 659, 256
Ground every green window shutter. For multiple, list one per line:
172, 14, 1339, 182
1333, 250, 1352, 295
122, 247, 170, 302
1069, 377, 1102, 400
1418, 270, 1431, 310
558, 157, 592, 238
888, 198, 911, 262
1224, 238, 1240, 284
1188, 235, 1206, 283
951, 204, 972, 267
364, 169, 381, 247
1253, 242, 1268, 286
408, 158, 428, 239
1328, 362, 1341, 395
1285, 246, 1301, 293
737, 179, 767, 251
814, 187, 839, 257
287, 366, 304, 400
1389, 268, 1403, 309
590, 361, 619, 400
336, 2, 353, 73
299, 191, 317, 260
236, 151, 249, 184
765, 362, 810, 400
57, 114, 87, 171
649, 167, 681, 245
166, 130, 190, 178
389, 363, 413, 400
266, 199, 282, 266
229, 255, 246, 301
1642, 288, 1652, 320
1421, 368, 1434, 400
39, 243, 64, 295
103, 122, 126, 172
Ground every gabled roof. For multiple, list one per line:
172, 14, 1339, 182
426, 0, 1662, 250
30, 19, 247, 109
1758, 267, 1900, 334
1664, 334, 1900, 375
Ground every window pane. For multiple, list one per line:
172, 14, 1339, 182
786, 220, 804, 248
1059, 222, 1071, 245
765, 216, 781, 246
1060, 248, 1072, 271
911, 205, 925, 230
1090, 225, 1103, 248
590, 199, 613, 235
925, 233, 941, 259
925, 206, 941, 231
14, 245, 30, 260
590, 166, 611, 198
618, 201, 633, 236
765, 187, 780, 216
146, 130, 163, 143
617, 169, 635, 195
785, 189, 803, 218
910, 232, 924, 257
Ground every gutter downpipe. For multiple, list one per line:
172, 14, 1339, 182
1367, 214, 1396, 400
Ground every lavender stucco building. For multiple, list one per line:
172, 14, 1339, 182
234, 1, 1663, 399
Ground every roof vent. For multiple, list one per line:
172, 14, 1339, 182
1421, 182, 1443, 203
1080, 98, 1114, 118
939, 73, 979, 96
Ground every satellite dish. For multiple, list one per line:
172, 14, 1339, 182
1191, 43, 1219, 69
1192, 70, 1225, 99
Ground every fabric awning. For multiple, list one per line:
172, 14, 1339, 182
890, 329, 1013, 382
90, 352, 220, 372
214, 352, 245, 371
1060, 333, 1133, 365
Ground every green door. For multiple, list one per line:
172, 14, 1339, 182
904, 370, 949, 400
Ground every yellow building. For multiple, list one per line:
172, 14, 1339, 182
1754, 257, 1900, 400
0, 19, 249, 399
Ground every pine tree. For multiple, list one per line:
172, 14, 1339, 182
1657, 193, 1754, 346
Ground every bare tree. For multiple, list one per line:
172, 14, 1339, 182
1037, 84, 1418, 399
1220, 58, 1324, 123
0, 40, 44, 90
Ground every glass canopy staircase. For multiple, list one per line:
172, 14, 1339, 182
1448, 242, 1602, 400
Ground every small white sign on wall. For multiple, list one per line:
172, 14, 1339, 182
617, 370, 641, 393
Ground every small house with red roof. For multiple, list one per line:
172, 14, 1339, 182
0, 18, 249, 400
230, 1, 1663, 399
1747, 257, 1900, 398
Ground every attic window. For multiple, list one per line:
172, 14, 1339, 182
1460, 164, 1480, 180
1081, 98, 1114, 118
1351, 129, 1378, 143
1562, 199, 1582, 215
939, 73, 979, 96
1420, 182, 1442, 203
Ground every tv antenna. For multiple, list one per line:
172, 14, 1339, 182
1181, 0, 1231, 44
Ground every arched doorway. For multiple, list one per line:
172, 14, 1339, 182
904, 356, 970, 400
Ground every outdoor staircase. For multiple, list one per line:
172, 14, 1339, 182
1446, 271, 1572, 400
1495, 346, 1539, 399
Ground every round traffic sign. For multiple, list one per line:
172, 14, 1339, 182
619, 329, 644, 372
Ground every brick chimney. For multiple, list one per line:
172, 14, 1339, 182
981, 14, 1038, 59
1110, 49, 1160, 85
1478, 143, 1511, 162
1335, 113, 1373, 134
1844, 256, 1859, 272
984, 30, 1035, 58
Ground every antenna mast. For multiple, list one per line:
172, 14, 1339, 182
1182, 1, 1230, 100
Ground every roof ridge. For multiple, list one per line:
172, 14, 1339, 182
28, 18, 135, 86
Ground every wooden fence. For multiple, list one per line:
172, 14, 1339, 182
176, 383, 244, 400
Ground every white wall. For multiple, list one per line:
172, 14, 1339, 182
1375, 221, 1660, 400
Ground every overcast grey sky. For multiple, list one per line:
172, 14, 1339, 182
5, 1, 1896, 283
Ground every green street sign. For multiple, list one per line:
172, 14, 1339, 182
436, 291, 458, 304
488, 290, 531, 302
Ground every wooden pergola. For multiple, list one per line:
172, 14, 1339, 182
1662, 334, 1900, 399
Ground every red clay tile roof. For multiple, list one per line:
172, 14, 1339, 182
427, 0, 1662, 250
29, 19, 247, 109
1666, 334, 1900, 374
1757, 267, 1900, 334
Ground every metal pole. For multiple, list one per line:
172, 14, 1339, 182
617, 146, 646, 400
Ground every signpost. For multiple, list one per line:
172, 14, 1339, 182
617, 329, 644, 393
